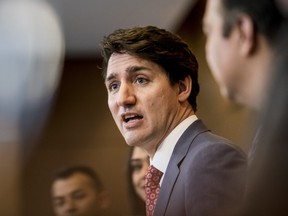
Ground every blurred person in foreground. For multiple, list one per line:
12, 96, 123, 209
0, 0, 64, 214
245, 1, 288, 214
0, 0, 64, 145
203, 0, 284, 112
245, 21, 288, 215
100, 25, 246, 216
127, 146, 148, 216
203, 0, 287, 214
51, 166, 110, 216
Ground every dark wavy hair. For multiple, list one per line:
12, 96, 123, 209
100, 26, 200, 111
220, 0, 284, 46
52, 165, 104, 193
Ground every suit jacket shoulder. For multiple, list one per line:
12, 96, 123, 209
154, 120, 247, 216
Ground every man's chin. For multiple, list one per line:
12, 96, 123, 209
221, 87, 249, 108
220, 86, 230, 99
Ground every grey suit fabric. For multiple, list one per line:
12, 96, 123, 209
154, 120, 247, 216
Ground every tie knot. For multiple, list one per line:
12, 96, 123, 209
145, 165, 163, 187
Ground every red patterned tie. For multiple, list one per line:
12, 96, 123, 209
145, 165, 163, 216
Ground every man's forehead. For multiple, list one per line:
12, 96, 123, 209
107, 53, 143, 68
106, 54, 159, 79
52, 174, 93, 194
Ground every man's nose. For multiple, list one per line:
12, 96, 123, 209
116, 83, 136, 107
63, 199, 77, 213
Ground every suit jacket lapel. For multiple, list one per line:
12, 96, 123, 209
153, 120, 209, 215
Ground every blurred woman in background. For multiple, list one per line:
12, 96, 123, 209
126, 146, 149, 216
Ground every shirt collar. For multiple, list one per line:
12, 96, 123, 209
151, 115, 198, 176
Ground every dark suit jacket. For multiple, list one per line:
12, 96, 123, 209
154, 120, 247, 216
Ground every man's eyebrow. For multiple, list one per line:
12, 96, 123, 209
52, 196, 63, 201
105, 65, 151, 83
130, 158, 142, 162
71, 189, 85, 195
105, 73, 116, 83
126, 65, 150, 73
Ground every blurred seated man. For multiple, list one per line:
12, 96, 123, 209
51, 165, 110, 216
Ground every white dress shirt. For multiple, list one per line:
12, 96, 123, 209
150, 115, 198, 185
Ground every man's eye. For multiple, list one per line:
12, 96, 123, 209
53, 199, 64, 207
109, 82, 119, 91
135, 77, 148, 85
72, 191, 86, 200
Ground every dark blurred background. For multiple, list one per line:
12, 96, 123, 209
14, 0, 252, 215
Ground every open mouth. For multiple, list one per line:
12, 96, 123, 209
122, 114, 143, 123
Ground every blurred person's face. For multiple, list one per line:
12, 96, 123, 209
203, 0, 246, 104
130, 147, 150, 201
51, 173, 108, 216
105, 53, 186, 156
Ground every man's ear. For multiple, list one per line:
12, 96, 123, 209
236, 14, 256, 56
99, 191, 110, 209
178, 76, 192, 102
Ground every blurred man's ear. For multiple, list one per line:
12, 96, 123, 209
236, 14, 256, 56
99, 191, 110, 209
